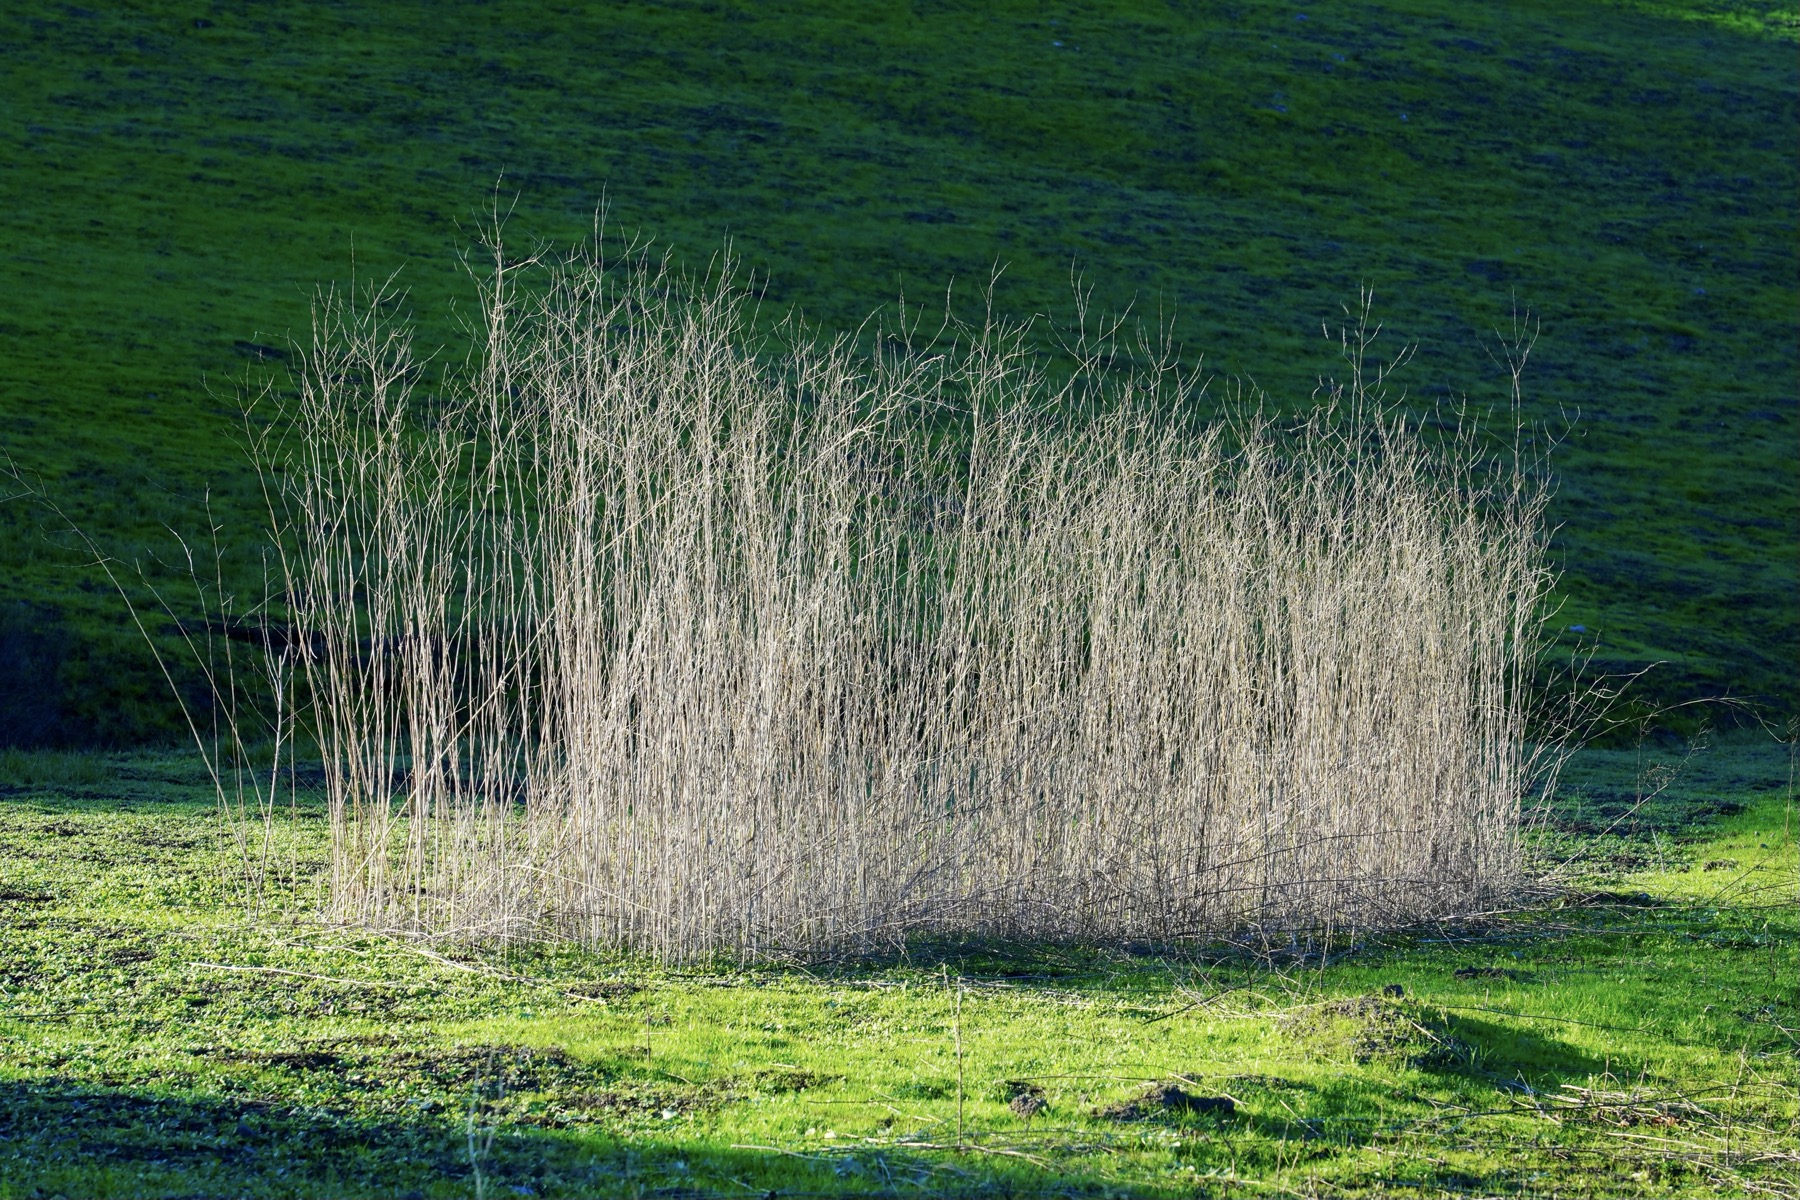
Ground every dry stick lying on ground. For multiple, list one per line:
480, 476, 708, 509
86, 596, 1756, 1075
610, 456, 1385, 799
396, 943, 617, 1002
187, 946, 621, 1002
187, 960, 411, 988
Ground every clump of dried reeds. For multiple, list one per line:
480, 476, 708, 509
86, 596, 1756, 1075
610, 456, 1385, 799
265, 230, 1551, 961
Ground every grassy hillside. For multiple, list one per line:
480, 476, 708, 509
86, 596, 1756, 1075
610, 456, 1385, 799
1, 0, 1795, 746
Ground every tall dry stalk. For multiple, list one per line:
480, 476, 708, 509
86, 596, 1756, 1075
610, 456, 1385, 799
267, 230, 1552, 960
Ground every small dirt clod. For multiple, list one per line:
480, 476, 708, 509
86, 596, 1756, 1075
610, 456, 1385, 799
1097, 1083, 1234, 1121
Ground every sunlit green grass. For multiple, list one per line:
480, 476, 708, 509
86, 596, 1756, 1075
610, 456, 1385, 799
2, 0, 1795, 746
0, 3, 1793, 1190
1, 740, 1792, 1198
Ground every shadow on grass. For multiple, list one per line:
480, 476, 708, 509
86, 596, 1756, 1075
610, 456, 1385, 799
1170, 1006, 1614, 1151
1434, 1011, 1612, 1083
4, 1078, 551, 1199
0, 1078, 1093, 1199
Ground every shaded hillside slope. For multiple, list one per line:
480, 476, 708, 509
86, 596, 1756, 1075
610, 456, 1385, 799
1, 0, 1794, 744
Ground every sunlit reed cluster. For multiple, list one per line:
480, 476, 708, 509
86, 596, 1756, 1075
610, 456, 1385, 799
266, 234, 1550, 961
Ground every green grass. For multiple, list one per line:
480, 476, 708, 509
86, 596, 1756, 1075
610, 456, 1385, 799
2, 8, 1792, 1191
1, 739, 1793, 1197
2, 0, 1796, 745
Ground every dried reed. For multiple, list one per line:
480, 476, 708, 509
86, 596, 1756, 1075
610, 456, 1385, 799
264, 231, 1551, 961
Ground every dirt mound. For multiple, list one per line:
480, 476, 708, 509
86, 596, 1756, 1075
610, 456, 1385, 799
1283, 994, 1471, 1068
1096, 1082, 1235, 1121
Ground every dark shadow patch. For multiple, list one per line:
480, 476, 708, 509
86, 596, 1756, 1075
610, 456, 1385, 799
0, 603, 72, 749
751, 1066, 837, 1094
1465, 258, 1510, 283
233, 1049, 346, 1071
1095, 1082, 1235, 1122
0, 1078, 513, 1191
1453, 966, 1536, 982
547, 1081, 728, 1126
0, 1077, 1075, 1196
232, 339, 288, 361
1430, 1012, 1611, 1081
1565, 889, 1661, 908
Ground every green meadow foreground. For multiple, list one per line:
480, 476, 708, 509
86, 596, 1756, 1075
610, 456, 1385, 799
0, 740, 1792, 1199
